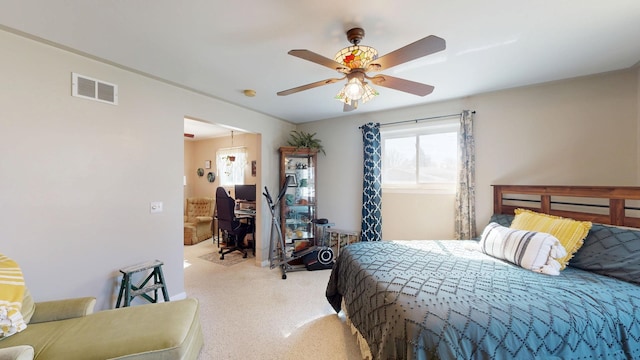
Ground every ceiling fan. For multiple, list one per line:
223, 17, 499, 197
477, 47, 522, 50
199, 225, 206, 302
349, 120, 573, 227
277, 27, 446, 112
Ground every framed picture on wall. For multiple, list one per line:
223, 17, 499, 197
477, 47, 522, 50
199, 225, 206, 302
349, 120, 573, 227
205, 160, 211, 169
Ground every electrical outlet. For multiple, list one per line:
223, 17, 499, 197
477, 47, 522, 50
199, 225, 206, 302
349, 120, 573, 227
150, 201, 163, 213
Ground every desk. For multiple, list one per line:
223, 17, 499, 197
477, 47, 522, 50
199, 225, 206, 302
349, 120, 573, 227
235, 210, 256, 255
214, 210, 256, 255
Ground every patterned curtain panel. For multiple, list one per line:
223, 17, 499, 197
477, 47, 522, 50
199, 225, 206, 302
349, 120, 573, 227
455, 110, 476, 239
361, 122, 382, 242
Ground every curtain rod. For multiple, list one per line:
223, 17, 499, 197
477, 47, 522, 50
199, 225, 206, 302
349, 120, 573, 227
358, 111, 475, 129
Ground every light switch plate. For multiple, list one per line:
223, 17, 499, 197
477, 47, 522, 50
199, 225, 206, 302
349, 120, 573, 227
150, 201, 163, 213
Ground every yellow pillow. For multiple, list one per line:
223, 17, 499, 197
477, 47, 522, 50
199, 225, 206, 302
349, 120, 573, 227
510, 208, 592, 269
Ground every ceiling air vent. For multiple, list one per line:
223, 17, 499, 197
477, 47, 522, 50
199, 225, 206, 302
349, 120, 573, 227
71, 73, 118, 105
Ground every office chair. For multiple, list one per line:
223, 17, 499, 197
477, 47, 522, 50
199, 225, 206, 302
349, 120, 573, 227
216, 187, 250, 260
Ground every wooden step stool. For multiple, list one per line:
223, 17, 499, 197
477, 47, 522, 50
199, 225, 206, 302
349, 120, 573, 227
116, 260, 170, 308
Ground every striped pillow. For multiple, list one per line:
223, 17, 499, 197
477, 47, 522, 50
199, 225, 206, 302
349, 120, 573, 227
480, 222, 567, 275
510, 208, 591, 269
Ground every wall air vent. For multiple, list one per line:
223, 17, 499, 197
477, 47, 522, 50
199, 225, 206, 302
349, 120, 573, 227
71, 73, 118, 105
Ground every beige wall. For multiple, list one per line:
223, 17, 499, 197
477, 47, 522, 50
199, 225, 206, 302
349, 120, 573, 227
185, 133, 260, 199
382, 193, 455, 239
0, 29, 294, 310
300, 67, 640, 239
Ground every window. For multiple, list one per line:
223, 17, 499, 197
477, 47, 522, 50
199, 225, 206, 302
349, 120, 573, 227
216, 147, 247, 186
381, 119, 458, 193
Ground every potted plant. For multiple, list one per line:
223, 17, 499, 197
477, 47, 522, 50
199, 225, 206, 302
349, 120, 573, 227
286, 130, 326, 155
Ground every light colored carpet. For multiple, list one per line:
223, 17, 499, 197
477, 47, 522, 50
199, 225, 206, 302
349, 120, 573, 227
184, 240, 363, 360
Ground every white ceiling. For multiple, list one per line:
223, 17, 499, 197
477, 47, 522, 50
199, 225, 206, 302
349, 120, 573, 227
2, 1, 639, 136
183, 118, 237, 140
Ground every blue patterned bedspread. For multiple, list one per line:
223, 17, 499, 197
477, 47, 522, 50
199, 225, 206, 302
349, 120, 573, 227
326, 240, 640, 360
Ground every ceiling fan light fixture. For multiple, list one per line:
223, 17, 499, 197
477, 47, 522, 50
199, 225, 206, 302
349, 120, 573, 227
344, 77, 365, 100
335, 87, 349, 104
335, 81, 378, 106
334, 45, 378, 70
360, 83, 379, 104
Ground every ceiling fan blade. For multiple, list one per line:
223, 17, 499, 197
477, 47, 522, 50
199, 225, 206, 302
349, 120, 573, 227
369, 74, 434, 96
367, 35, 446, 72
184, 133, 195, 138
277, 77, 345, 96
288, 50, 350, 73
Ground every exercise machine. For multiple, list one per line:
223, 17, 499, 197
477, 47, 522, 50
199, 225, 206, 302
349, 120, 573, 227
263, 176, 334, 279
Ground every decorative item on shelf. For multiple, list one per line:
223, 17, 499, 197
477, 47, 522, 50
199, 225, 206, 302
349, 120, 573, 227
285, 194, 295, 205
207, 172, 216, 183
295, 167, 308, 179
287, 174, 298, 187
197, 168, 204, 177
294, 239, 310, 251
287, 130, 326, 155
295, 187, 306, 204
251, 160, 257, 177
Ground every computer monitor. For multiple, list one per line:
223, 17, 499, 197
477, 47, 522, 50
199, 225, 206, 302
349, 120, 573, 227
234, 184, 256, 202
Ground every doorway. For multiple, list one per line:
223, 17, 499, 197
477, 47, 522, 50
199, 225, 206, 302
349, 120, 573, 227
183, 117, 262, 265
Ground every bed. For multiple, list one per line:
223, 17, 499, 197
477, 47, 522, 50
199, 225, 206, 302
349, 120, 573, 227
326, 185, 640, 359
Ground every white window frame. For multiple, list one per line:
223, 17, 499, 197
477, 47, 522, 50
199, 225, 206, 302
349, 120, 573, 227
216, 147, 247, 186
380, 119, 458, 194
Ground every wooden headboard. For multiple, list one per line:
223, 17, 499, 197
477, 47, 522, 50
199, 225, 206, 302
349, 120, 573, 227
493, 185, 640, 227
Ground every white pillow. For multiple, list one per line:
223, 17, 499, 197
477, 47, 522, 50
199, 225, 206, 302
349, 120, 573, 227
479, 222, 567, 275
